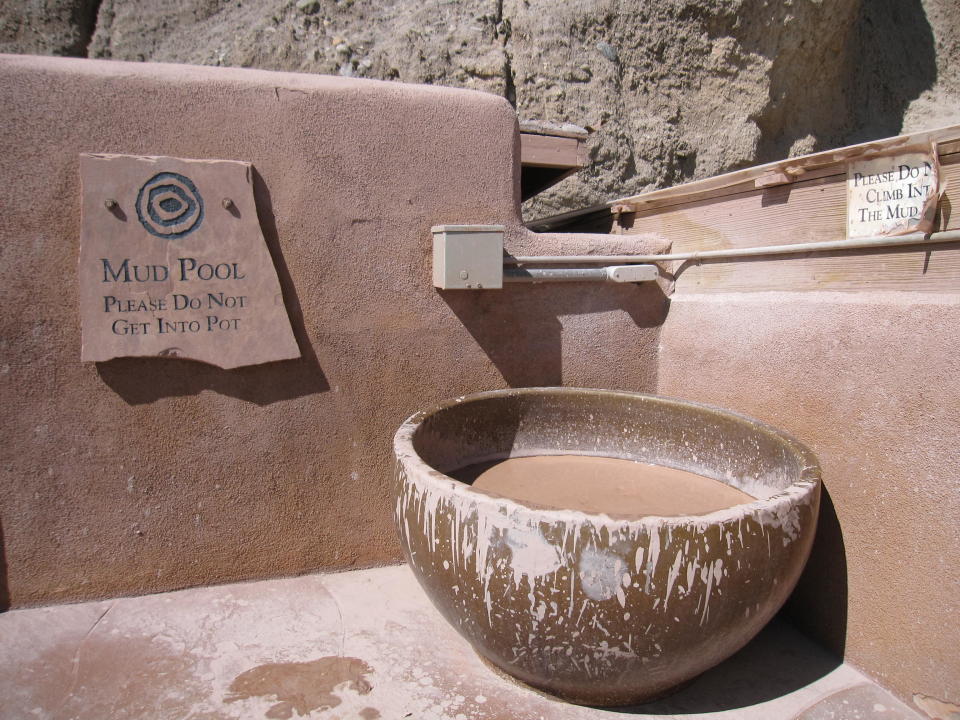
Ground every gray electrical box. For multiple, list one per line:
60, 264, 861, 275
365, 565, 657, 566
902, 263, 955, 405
432, 225, 504, 289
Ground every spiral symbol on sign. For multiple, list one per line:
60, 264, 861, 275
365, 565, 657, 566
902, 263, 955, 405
135, 172, 204, 239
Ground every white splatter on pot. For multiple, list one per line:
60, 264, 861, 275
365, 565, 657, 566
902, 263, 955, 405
394, 388, 820, 706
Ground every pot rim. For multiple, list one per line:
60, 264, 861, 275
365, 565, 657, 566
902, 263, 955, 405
394, 387, 821, 528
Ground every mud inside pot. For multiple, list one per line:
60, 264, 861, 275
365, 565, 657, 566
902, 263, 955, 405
394, 388, 821, 706
450, 455, 757, 518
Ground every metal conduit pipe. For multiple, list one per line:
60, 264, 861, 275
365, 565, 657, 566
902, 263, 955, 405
504, 229, 960, 266
505, 267, 608, 282
504, 265, 660, 283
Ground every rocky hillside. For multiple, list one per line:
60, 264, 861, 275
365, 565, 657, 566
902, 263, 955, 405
2, 0, 958, 220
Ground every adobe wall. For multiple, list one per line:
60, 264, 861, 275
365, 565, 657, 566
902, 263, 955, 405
608, 128, 960, 708
0, 55, 667, 607
657, 292, 960, 707
4, 51, 954, 711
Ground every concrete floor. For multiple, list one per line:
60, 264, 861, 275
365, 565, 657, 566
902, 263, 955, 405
1, 564, 922, 720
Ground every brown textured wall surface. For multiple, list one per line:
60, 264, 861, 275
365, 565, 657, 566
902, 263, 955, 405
0, 54, 668, 607
656, 292, 960, 707
4, 51, 955, 712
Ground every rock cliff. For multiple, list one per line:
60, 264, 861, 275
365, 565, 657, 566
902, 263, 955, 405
2, 0, 957, 219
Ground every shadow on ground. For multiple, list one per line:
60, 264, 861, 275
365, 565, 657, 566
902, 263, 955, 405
613, 484, 848, 715
613, 619, 842, 715
781, 484, 848, 659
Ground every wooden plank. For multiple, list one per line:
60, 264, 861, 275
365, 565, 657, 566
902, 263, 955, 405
616, 124, 960, 208
626, 142, 960, 225
520, 133, 585, 169
628, 174, 848, 249
519, 126, 589, 198
518, 119, 589, 140
538, 144, 958, 231
529, 123, 960, 231
670, 245, 960, 294
623, 149, 960, 294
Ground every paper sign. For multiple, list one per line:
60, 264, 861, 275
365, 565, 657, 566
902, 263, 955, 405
847, 149, 939, 238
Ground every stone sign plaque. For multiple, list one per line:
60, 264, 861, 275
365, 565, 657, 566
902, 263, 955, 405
79, 154, 300, 368
846, 147, 940, 239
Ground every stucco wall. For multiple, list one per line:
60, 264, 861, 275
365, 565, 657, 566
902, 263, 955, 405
3, 52, 955, 710
656, 292, 960, 707
0, 55, 667, 607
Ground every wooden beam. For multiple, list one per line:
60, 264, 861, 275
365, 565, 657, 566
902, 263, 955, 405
620, 141, 960, 294
519, 127, 589, 200
520, 133, 586, 169
530, 124, 960, 231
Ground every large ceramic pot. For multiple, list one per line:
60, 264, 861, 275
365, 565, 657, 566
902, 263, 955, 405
394, 388, 820, 706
